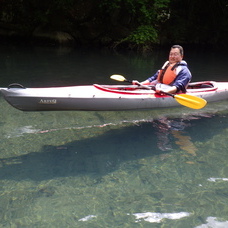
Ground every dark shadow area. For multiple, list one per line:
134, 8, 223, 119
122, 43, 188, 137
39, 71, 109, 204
0, 113, 227, 182
0, 122, 164, 181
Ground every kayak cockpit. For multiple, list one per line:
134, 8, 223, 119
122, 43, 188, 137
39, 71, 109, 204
187, 81, 217, 92
94, 81, 218, 95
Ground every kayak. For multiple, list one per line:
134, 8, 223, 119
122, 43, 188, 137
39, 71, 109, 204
0, 81, 227, 111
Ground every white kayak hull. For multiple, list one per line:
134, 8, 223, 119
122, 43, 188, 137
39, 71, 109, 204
0, 81, 228, 111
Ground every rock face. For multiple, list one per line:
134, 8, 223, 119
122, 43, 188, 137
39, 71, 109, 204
32, 28, 75, 45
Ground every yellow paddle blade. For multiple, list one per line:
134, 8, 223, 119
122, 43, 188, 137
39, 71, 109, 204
110, 74, 127, 82
174, 94, 207, 109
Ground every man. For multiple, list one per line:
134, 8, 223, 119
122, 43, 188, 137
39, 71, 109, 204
133, 45, 192, 94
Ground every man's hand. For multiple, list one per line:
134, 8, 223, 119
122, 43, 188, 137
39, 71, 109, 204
155, 84, 177, 94
132, 80, 140, 85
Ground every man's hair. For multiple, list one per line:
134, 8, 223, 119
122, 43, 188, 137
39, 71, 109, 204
171, 45, 184, 56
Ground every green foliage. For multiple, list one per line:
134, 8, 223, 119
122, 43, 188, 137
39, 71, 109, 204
1, 0, 228, 49
126, 25, 158, 44
100, 0, 170, 49
101, 0, 170, 24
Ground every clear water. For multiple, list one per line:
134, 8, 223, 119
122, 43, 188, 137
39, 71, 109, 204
0, 45, 228, 227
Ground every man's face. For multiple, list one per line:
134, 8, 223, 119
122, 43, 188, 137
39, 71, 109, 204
169, 48, 183, 64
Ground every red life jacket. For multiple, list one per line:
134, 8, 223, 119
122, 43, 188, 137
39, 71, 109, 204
157, 62, 180, 85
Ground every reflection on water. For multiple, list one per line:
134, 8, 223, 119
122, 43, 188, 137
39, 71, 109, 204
195, 217, 228, 228
0, 110, 228, 227
208, 177, 228, 182
132, 211, 191, 223
172, 131, 197, 156
0, 45, 228, 227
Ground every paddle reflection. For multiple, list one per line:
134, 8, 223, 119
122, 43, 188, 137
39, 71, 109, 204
152, 115, 216, 155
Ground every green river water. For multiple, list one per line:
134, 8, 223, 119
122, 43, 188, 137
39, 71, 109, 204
0, 45, 228, 227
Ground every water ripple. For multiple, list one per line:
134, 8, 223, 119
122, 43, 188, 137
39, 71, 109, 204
132, 212, 191, 223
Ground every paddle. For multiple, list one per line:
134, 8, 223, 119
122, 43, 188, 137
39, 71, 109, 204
110, 74, 152, 90
110, 74, 207, 109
